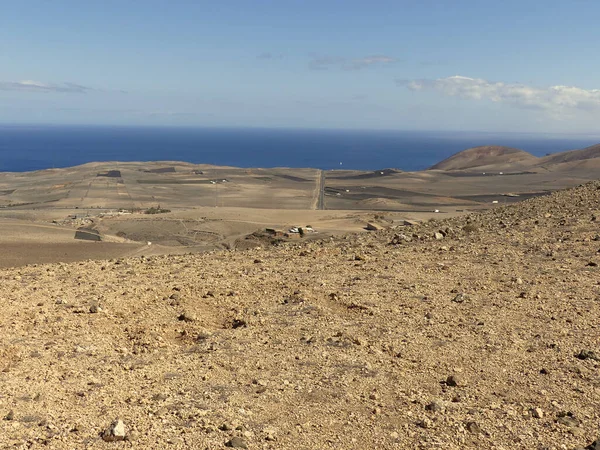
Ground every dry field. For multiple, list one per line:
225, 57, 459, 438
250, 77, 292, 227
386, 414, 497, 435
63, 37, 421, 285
2, 158, 600, 267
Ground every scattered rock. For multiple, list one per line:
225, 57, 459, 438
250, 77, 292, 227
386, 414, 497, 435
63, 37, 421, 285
575, 350, 600, 361
232, 318, 247, 329
434, 232, 444, 240
556, 412, 580, 428
451, 293, 468, 303
530, 407, 544, 419
178, 312, 196, 322
101, 419, 126, 442
225, 436, 248, 448
417, 417, 433, 429
584, 438, 600, 450
390, 233, 412, 244
466, 421, 482, 434
366, 222, 383, 231
425, 400, 444, 412
3, 410, 14, 421
446, 374, 464, 387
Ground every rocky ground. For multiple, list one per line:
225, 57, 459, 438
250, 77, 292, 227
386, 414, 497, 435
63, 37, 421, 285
1, 181, 600, 449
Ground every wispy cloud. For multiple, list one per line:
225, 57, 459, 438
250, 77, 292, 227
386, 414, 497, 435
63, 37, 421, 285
310, 55, 397, 71
0, 80, 96, 93
399, 75, 600, 113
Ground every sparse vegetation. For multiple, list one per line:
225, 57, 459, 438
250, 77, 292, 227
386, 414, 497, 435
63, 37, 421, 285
144, 205, 171, 214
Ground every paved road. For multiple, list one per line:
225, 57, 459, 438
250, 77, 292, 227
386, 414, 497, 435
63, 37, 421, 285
317, 170, 325, 210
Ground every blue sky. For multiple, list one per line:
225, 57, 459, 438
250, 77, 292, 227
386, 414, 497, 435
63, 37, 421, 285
1, 0, 599, 132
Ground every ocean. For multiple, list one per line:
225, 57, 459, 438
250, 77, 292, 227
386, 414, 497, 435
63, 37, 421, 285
0, 125, 598, 173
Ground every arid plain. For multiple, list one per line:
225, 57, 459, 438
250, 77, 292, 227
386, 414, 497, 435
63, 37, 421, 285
1, 144, 599, 267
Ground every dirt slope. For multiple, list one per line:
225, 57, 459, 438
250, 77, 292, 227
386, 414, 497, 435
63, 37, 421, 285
429, 146, 538, 171
540, 144, 600, 166
1, 181, 600, 449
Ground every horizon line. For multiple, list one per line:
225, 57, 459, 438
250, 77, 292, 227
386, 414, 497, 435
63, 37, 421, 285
1, 122, 600, 138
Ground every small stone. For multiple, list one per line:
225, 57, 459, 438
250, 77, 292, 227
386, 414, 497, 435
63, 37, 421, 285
263, 426, 277, 441
125, 431, 139, 441
576, 350, 600, 361
232, 318, 247, 329
102, 419, 126, 442
366, 222, 382, 231
452, 293, 468, 303
89, 302, 101, 313
531, 407, 544, 418
434, 232, 444, 240
178, 312, 196, 322
4, 410, 14, 421
417, 417, 433, 429
390, 233, 412, 244
225, 436, 248, 448
466, 421, 482, 434
557, 413, 579, 428
584, 438, 600, 450
425, 400, 444, 412
446, 374, 464, 387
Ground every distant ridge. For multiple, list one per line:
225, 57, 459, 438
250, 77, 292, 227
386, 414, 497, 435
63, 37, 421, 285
539, 143, 600, 165
429, 145, 537, 171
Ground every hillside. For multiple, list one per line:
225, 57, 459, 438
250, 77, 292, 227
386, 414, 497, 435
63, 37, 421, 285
429, 146, 538, 171
1, 181, 600, 449
540, 143, 600, 166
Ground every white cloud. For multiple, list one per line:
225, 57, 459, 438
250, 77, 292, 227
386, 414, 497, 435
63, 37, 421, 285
0, 80, 95, 93
310, 55, 397, 71
400, 75, 600, 113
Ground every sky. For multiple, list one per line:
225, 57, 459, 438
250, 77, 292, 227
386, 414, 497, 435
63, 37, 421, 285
1, 0, 600, 133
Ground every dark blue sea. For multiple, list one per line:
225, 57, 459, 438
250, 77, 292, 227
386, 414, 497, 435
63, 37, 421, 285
1, 125, 598, 173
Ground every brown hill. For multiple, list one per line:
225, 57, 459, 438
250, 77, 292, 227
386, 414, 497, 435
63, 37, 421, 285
1, 181, 600, 449
539, 143, 600, 166
429, 145, 538, 171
